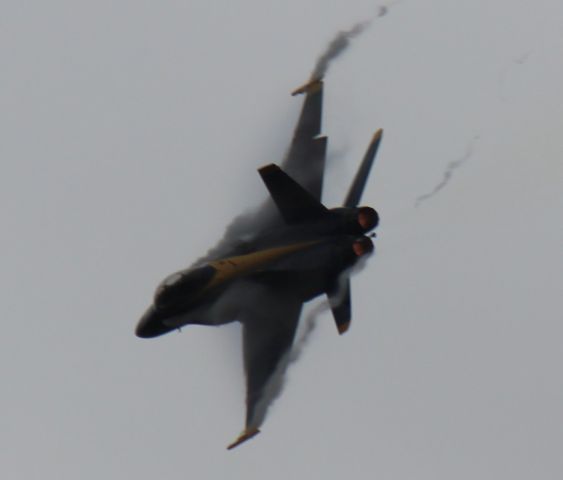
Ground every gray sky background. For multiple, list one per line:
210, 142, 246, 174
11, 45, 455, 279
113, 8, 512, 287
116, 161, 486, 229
2, 1, 562, 478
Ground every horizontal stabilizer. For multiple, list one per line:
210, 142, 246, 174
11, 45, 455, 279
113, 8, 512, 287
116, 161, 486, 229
227, 428, 261, 450
259, 164, 328, 224
328, 278, 352, 335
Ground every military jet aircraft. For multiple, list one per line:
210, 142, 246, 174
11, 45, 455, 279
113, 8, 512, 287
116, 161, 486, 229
135, 78, 383, 449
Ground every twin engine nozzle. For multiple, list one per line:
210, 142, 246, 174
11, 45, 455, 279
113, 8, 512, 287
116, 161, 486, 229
357, 206, 378, 231
327, 206, 379, 236
352, 236, 374, 257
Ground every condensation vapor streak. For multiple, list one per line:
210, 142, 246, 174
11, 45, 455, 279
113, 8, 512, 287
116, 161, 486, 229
290, 302, 327, 363
415, 136, 479, 207
246, 302, 326, 430
311, 22, 372, 80
310, 4, 393, 81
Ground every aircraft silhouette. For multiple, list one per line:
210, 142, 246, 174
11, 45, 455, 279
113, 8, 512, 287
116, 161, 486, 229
135, 78, 383, 449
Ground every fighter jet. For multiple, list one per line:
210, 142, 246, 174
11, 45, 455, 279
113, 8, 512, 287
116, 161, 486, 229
136, 78, 383, 449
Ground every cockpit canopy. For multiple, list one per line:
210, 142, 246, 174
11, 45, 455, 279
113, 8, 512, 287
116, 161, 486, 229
154, 265, 216, 309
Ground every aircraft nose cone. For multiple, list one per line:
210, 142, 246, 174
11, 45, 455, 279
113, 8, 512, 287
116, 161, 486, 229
136, 306, 172, 338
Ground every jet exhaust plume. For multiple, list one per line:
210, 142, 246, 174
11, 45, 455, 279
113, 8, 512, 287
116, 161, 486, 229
415, 136, 479, 207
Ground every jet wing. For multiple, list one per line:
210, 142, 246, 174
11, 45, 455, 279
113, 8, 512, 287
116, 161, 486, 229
228, 286, 302, 449
282, 80, 327, 201
195, 82, 327, 264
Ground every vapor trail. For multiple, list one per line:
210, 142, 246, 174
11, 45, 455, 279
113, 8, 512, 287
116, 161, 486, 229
311, 21, 372, 80
290, 301, 327, 363
415, 136, 479, 207
310, 3, 396, 80
246, 302, 328, 430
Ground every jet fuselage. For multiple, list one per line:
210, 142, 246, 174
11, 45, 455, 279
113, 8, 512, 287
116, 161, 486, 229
136, 221, 378, 338
135, 76, 384, 448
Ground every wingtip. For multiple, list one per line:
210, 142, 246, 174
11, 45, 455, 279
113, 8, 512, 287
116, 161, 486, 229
258, 163, 280, 175
227, 428, 261, 450
337, 322, 350, 335
371, 128, 383, 144
291, 78, 323, 96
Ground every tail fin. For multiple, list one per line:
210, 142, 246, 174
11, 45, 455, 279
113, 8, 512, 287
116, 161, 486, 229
343, 129, 383, 208
258, 164, 328, 224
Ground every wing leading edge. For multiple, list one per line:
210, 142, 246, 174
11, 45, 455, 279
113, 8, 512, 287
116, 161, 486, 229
282, 80, 326, 201
228, 285, 302, 449
195, 80, 327, 265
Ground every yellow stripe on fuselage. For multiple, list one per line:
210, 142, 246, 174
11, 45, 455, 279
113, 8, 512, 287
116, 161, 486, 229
205, 241, 319, 291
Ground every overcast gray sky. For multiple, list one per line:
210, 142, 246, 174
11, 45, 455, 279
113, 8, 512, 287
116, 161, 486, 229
2, 1, 562, 479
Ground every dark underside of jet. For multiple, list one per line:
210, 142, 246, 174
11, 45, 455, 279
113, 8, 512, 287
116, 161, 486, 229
136, 78, 383, 449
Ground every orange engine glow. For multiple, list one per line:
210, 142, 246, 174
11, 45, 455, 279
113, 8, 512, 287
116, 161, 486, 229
357, 207, 379, 231
352, 237, 374, 257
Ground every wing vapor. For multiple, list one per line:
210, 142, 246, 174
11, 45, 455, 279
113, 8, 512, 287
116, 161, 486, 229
228, 285, 302, 448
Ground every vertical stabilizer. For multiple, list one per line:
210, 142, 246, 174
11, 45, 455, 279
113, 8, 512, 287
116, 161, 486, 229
343, 129, 383, 208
